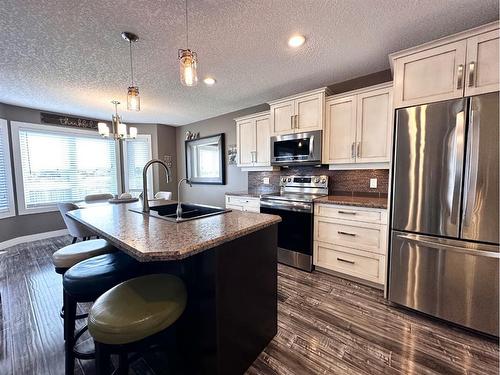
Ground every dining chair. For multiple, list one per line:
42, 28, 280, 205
84, 193, 114, 202
57, 202, 96, 243
154, 191, 172, 200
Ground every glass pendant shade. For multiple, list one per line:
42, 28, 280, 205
118, 123, 127, 138
178, 49, 198, 87
129, 127, 138, 139
127, 86, 140, 111
97, 122, 110, 137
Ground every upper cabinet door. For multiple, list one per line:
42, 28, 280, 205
323, 96, 357, 164
393, 40, 467, 108
295, 93, 324, 133
270, 100, 294, 135
236, 119, 256, 166
254, 115, 271, 165
465, 29, 500, 97
356, 87, 393, 163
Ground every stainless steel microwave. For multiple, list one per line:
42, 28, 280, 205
270, 130, 322, 166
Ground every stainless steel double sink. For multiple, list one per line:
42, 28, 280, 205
131, 203, 230, 223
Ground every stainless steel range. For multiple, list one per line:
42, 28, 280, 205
260, 175, 328, 272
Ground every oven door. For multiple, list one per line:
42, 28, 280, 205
260, 200, 313, 256
271, 131, 321, 165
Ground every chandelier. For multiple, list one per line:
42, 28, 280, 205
98, 100, 137, 140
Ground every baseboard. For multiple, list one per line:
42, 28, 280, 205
0, 229, 69, 251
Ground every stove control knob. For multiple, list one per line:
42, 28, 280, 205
281, 177, 286, 183
321, 178, 327, 184
314, 177, 320, 183
287, 177, 292, 182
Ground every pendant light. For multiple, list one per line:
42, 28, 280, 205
121, 32, 141, 111
178, 0, 198, 86
98, 100, 137, 140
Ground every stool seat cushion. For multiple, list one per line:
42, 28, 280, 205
88, 274, 187, 345
52, 239, 115, 270
63, 251, 141, 301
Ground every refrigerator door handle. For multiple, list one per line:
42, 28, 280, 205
462, 108, 478, 227
450, 110, 465, 224
396, 233, 500, 258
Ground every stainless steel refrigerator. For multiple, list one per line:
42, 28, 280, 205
389, 92, 499, 337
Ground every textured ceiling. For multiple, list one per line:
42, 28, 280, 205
0, 0, 498, 126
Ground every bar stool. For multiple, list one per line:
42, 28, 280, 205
88, 274, 187, 375
62, 251, 143, 375
52, 239, 116, 324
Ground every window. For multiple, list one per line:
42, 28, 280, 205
11, 122, 121, 214
0, 119, 15, 219
123, 134, 153, 198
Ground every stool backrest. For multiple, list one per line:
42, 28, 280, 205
154, 191, 172, 200
84, 193, 114, 202
57, 202, 94, 238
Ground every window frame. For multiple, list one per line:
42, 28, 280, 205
10, 121, 122, 215
122, 133, 153, 198
0, 119, 16, 219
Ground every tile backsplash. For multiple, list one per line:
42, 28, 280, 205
248, 166, 389, 195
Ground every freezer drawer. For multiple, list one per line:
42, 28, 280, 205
389, 231, 499, 336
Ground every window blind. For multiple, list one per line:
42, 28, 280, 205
0, 122, 12, 214
125, 136, 152, 196
18, 129, 119, 209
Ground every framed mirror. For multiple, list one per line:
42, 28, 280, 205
185, 133, 226, 185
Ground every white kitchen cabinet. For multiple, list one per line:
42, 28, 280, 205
323, 83, 393, 167
391, 21, 499, 108
313, 203, 388, 287
225, 195, 260, 213
235, 111, 276, 171
356, 87, 393, 163
323, 96, 356, 164
465, 29, 500, 96
269, 88, 329, 136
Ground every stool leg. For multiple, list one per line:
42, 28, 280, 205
95, 342, 111, 375
63, 291, 77, 375
117, 352, 128, 375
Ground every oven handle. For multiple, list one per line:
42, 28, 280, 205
260, 199, 312, 213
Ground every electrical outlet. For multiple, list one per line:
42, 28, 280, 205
262, 177, 270, 185
370, 178, 377, 189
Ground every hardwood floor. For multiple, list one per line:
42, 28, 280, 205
0, 236, 498, 374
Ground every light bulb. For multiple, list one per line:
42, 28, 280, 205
127, 86, 140, 111
129, 127, 138, 139
178, 49, 198, 87
288, 34, 306, 48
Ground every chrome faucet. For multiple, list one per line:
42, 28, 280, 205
142, 159, 171, 212
176, 178, 192, 220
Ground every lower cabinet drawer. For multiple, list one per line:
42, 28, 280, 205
226, 204, 244, 211
314, 217, 387, 254
314, 241, 385, 285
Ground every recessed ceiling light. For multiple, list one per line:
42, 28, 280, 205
288, 34, 306, 48
203, 77, 216, 86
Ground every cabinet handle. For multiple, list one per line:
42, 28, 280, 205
351, 142, 356, 158
356, 142, 361, 158
250, 151, 257, 163
338, 231, 356, 236
295, 115, 299, 129
468, 61, 476, 88
338, 210, 356, 215
337, 257, 355, 264
290, 116, 294, 129
456, 64, 464, 90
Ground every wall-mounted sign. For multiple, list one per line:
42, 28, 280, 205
40, 112, 104, 130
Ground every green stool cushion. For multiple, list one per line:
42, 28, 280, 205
88, 274, 187, 345
52, 239, 115, 269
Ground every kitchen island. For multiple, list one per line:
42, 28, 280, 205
68, 201, 281, 375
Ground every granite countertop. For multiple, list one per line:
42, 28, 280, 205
67, 200, 281, 262
314, 193, 388, 209
225, 191, 270, 198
